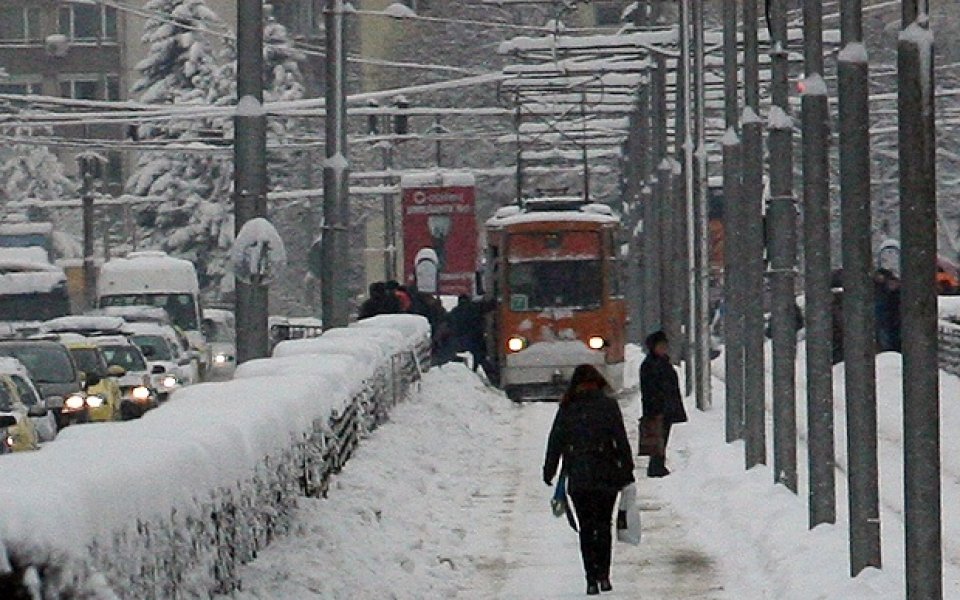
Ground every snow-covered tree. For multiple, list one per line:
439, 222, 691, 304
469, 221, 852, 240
263, 5, 306, 191
127, 0, 234, 292
0, 127, 76, 210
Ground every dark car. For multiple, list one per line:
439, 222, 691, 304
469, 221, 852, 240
0, 340, 84, 428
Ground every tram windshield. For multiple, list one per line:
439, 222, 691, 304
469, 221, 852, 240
507, 260, 603, 311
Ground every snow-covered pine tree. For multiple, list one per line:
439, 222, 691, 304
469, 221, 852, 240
127, 0, 234, 292
0, 126, 77, 215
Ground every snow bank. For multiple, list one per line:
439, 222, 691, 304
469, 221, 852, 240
0, 319, 431, 597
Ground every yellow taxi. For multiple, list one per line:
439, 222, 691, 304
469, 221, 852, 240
0, 375, 40, 454
65, 342, 124, 422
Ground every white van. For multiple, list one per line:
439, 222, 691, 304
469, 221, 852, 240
96, 252, 209, 373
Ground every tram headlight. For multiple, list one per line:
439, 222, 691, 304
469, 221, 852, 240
588, 336, 607, 350
507, 336, 527, 353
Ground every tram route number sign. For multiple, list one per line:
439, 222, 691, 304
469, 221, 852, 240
401, 182, 478, 296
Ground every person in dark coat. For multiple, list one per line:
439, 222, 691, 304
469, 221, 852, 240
640, 331, 688, 478
358, 282, 398, 320
449, 295, 489, 373
543, 365, 635, 596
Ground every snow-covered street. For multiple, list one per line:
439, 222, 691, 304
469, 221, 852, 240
223, 361, 727, 599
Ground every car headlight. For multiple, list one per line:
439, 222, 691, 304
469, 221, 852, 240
131, 386, 151, 401
214, 353, 229, 365
64, 395, 85, 411
2, 435, 12, 449
85, 395, 105, 408
161, 375, 179, 389
588, 336, 606, 350
507, 336, 527, 353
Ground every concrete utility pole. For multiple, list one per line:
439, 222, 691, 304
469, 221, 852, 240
321, 0, 351, 329
801, 0, 837, 527
898, 3, 941, 598
742, 0, 767, 470
721, 0, 743, 442
768, 0, 798, 493
838, 0, 881, 575
692, 0, 711, 412
234, 0, 269, 363
78, 155, 101, 312
677, 0, 694, 393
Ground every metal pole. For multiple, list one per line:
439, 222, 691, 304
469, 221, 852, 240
321, 0, 351, 329
802, 0, 837, 527
721, 0, 743, 442
768, 0, 798, 493
742, 0, 767, 470
692, 0, 710, 412
677, 5, 694, 392
643, 159, 664, 335
838, 0, 881, 574
234, 0, 269, 363
669, 157, 686, 366
382, 143, 397, 282
898, 5, 941, 598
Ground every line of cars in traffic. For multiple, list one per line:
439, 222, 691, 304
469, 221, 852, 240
0, 309, 218, 455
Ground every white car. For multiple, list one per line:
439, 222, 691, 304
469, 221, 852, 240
123, 323, 196, 398
202, 309, 236, 381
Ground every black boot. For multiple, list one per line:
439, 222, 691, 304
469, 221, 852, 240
647, 456, 670, 478
586, 582, 600, 596
599, 578, 612, 592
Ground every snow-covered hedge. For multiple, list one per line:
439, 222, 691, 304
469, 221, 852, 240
0, 316, 431, 598
940, 319, 960, 378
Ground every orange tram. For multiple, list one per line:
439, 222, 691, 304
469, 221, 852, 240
483, 198, 626, 402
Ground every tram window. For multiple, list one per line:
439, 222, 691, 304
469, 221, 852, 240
507, 260, 603, 310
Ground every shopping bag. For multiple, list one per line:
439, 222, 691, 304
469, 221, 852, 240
616, 483, 641, 545
637, 414, 665, 457
551, 474, 567, 517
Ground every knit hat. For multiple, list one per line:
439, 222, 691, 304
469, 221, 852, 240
645, 330, 668, 352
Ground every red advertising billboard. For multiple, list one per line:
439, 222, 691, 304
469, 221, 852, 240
401, 172, 478, 296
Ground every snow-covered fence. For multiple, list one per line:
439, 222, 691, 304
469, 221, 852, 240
939, 320, 960, 377
0, 315, 431, 598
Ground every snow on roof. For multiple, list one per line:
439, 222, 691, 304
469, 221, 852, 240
399, 170, 476, 188
96, 305, 171, 324
99, 251, 199, 296
488, 201, 620, 228
0, 266, 66, 295
203, 308, 234, 323
498, 29, 678, 55
41, 316, 127, 334
0, 247, 50, 266
122, 321, 178, 338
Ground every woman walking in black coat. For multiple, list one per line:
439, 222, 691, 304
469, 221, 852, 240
640, 331, 688, 477
543, 365, 635, 596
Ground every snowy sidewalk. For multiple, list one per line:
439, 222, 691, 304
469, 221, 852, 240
222, 363, 729, 599
458, 397, 727, 599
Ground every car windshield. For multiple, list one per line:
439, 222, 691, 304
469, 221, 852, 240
100, 293, 198, 331
10, 375, 39, 407
70, 348, 106, 377
0, 382, 14, 412
507, 260, 603, 311
0, 345, 75, 384
100, 345, 147, 372
130, 335, 173, 361
204, 321, 234, 343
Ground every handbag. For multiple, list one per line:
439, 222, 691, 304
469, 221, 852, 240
550, 473, 579, 532
638, 414, 666, 457
616, 483, 641, 545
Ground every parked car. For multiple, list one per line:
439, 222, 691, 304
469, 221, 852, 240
0, 375, 40, 453
93, 336, 158, 419
0, 357, 57, 442
0, 340, 85, 428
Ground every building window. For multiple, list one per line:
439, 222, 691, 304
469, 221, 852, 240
0, 7, 44, 43
106, 76, 121, 101
0, 82, 41, 95
59, 4, 118, 42
60, 77, 100, 100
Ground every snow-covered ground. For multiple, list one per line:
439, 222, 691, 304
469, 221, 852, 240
219, 344, 956, 599
225, 360, 725, 599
